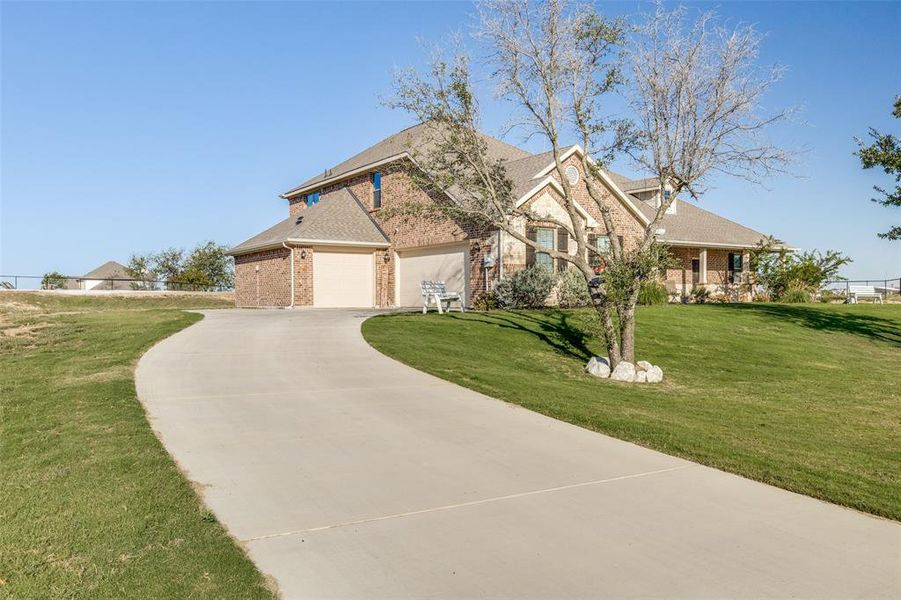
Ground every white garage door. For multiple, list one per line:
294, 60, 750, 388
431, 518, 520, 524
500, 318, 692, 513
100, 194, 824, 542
313, 249, 375, 308
397, 244, 468, 307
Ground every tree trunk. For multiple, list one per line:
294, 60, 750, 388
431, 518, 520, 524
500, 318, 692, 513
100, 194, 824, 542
619, 310, 636, 364
618, 285, 642, 364
586, 273, 622, 366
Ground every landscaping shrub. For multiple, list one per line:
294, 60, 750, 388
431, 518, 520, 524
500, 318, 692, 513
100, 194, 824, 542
691, 286, 711, 304
780, 285, 811, 303
818, 289, 847, 304
493, 265, 556, 309
638, 280, 668, 305
557, 268, 591, 308
750, 236, 851, 301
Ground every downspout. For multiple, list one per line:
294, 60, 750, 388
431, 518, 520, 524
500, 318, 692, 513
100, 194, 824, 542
282, 242, 295, 309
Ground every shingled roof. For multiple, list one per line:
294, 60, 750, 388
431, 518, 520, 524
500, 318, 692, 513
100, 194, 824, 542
635, 200, 770, 248
282, 122, 531, 198
238, 123, 779, 252
228, 188, 389, 255
81, 260, 128, 280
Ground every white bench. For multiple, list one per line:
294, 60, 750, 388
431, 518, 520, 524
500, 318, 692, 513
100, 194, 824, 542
421, 280, 465, 314
848, 285, 883, 304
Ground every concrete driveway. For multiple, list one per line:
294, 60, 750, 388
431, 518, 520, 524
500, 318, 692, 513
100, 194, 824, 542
136, 309, 900, 599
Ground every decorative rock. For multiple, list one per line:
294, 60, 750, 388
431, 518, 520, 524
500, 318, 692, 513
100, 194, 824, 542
634, 370, 648, 383
585, 356, 611, 378
610, 361, 636, 382
636, 360, 653, 372
645, 365, 664, 383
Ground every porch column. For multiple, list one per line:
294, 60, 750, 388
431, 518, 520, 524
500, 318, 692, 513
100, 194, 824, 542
699, 248, 708, 284
742, 250, 751, 282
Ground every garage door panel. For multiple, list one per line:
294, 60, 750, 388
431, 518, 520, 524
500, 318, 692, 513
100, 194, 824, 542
313, 250, 374, 308
398, 245, 468, 307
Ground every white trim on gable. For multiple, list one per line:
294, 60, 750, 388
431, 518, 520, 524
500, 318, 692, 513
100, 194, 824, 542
527, 145, 651, 227
514, 177, 598, 228
532, 145, 582, 178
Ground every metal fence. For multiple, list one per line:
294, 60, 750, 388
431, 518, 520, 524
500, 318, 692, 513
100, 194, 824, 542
821, 277, 900, 301
0, 274, 232, 293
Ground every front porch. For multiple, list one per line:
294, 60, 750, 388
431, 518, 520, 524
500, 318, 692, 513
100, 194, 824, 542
665, 246, 751, 301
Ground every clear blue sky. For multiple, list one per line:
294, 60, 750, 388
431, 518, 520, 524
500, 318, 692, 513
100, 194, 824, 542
2, 1, 899, 281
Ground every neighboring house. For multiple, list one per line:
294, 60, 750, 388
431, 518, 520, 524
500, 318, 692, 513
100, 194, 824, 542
71, 260, 132, 291
229, 123, 777, 308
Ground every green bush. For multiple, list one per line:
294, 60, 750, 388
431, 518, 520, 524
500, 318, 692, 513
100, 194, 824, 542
691, 286, 711, 304
638, 281, 668, 305
780, 286, 811, 303
41, 271, 68, 289
818, 289, 847, 304
493, 265, 556, 309
556, 268, 591, 308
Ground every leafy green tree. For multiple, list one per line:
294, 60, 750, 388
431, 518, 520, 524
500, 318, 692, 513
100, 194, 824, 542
41, 271, 68, 289
751, 237, 852, 301
856, 95, 901, 240
152, 247, 185, 287
179, 242, 234, 290
124, 254, 157, 290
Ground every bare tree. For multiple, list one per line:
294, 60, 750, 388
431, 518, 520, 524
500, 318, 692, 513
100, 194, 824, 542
388, 0, 791, 369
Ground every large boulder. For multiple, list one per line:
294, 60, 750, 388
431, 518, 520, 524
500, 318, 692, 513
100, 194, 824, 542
634, 370, 648, 383
645, 365, 664, 383
636, 360, 653, 372
610, 361, 636, 382
585, 356, 611, 378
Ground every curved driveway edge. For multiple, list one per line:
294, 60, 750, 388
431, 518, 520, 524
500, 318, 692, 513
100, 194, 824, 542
136, 309, 900, 599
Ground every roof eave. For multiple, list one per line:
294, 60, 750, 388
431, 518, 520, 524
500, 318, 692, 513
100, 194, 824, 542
661, 238, 796, 251
280, 153, 410, 199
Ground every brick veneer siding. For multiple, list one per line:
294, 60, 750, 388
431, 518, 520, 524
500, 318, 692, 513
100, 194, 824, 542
288, 197, 305, 217
234, 247, 292, 307
506, 155, 647, 273
293, 245, 314, 306
665, 247, 749, 297
297, 161, 492, 307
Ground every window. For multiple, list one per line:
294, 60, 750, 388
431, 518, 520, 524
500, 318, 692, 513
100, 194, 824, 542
663, 189, 672, 201
534, 227, 554, 270
371, 171, 382, 208
305, 191, 320, 206
556, 229, 569, 272
595, 234, 612, 255
565, 165, 580, 185
728, 252, 743, 283
526, 227, 555, 270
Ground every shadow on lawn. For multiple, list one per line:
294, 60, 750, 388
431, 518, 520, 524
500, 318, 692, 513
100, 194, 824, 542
711, 303, 901, 346
448, 310, 594, 361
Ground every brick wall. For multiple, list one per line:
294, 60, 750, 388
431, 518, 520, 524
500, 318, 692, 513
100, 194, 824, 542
234, 247, 292, 307
665, 247, 742, 294
293, 245, 313, 306
505, 155, 647, 272
288, 197, 306, 218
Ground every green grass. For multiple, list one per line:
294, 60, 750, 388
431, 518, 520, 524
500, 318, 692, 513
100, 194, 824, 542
0, 293, 274, 598
363, 303, 901, 521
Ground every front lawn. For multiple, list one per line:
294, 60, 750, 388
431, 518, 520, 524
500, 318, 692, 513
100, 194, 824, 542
363, 303, 901, 521
0, 293, 273, 598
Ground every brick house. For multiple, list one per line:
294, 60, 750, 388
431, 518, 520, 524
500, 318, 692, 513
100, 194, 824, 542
228, 123, 774, 308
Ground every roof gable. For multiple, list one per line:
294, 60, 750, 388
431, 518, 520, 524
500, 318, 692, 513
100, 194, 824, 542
282, 122, 531, 198
229, 188, 389, 255
82, 260, 128, 280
